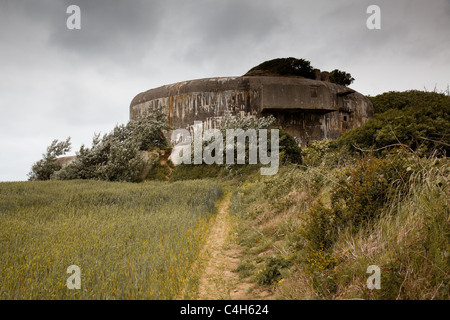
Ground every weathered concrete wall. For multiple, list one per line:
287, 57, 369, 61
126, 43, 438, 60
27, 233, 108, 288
130, 76, 373, 146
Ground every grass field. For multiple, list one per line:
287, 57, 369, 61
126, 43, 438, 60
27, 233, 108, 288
0, 179, 222, 299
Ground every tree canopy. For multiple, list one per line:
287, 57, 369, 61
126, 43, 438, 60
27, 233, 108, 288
245, 57, 315, 79
245, 57, 355, 86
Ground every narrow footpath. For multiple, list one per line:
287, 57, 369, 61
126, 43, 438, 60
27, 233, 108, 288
195, 193, 274, 300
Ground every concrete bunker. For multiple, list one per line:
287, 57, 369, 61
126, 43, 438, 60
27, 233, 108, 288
130, 74, 373, 146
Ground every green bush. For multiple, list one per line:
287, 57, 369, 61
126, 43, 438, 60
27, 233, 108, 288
279, 128, 302, 165
245, 58, 356, 86
301, 139, 354, 167
369, 90, 449, 114
46, 106, 171, 182
329, 69, 355, 86
256, 256, 291, 285
235, 259, 255, 279
146, 163, 170, 181
171, 114, 290, 180
338, 91, 450, 156
301, 203, 337, 251
305, 249, 337, 297
298, 152, 416, 258
245, 57, 315, 79
331, 153, 414, 232
28, 138, 71, 181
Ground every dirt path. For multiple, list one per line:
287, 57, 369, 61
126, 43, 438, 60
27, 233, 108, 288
195, 193, 274, 300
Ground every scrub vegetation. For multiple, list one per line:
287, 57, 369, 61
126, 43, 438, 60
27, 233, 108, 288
5, 89, 449, 300
229, 90, 449, 300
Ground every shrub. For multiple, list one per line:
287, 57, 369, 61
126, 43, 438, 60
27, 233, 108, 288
256, 255, 291, 285
305, 248, 337, 297
235, 259, 255, 279
28, 138, 71, 181
49, 106, 171, 182
369, 90, 449, 114
331, 152, 415, 233
146, 163, 171, 181
301, 139, 353, 167
301, 203, 337, 251
278, 128, 302, 165
329, 69, 355, 86
332, 157, 449, 300
298, 152, 416, 260
245, 57, 316, 79
171, 114, 283, 180
338, 91, 450, 156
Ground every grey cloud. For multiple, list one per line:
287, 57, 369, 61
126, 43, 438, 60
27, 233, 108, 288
47, 0, 166, 64
188, 0, 283, 44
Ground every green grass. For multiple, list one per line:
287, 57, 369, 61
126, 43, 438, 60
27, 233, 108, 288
0, 179, 222, 299
229, 154, 449, 299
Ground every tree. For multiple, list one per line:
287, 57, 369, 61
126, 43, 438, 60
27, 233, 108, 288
245, 57, 316, 79
28, 137, 71, 181
329, 69, 355, 86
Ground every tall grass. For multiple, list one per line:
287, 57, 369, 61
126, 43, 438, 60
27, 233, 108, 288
230, 153, 449, 299
333, 159, 449, 299
0, 179, 222, 299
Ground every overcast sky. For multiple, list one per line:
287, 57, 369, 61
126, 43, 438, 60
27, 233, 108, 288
1, 0, 449, 181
